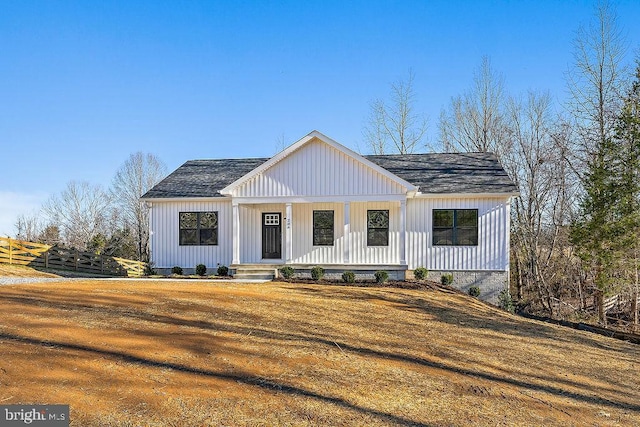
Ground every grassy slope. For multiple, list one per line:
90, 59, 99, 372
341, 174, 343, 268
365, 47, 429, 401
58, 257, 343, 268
0, 264, 60, 277
0, 280, 638, 426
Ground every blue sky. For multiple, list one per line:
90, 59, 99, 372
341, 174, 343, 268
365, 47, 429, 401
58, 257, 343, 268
1, 0, 639, 237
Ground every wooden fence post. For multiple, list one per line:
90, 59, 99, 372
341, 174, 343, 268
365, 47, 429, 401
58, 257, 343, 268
45, 251, 49, 269
75, 250, 79, 271
8, 237, 12, 265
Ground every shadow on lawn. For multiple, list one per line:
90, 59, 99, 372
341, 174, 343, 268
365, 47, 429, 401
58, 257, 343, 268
288, 285, 640, 409
290, 284, 638, 352
0, 330, 433, 427
2, 287, 640, 416
295, 283, 640, 367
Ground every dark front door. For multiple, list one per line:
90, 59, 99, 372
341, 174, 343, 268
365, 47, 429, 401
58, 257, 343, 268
262, 213, 282, 259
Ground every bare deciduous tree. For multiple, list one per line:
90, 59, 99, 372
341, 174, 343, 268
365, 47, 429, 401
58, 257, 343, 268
439, 56, 510, 158
111, 152, 167, 261
439, 56, 581, 315
567, 1, 631, 322
14, 212, 42, 242
565, 0, 628, 178
503, 92, 578, 314
39, 224, 61, 246
363, 69, 428, 154
43, 181, 112, 250
274, 133, 289, 153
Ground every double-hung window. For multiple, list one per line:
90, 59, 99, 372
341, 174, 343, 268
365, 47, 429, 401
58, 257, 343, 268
432, 209, 478, 246
367, 210, 389, 246
313, 210, 334, 246
179, 212, 218, 245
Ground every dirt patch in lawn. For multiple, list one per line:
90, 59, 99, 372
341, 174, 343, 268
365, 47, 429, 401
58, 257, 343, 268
0, 280, 638, 426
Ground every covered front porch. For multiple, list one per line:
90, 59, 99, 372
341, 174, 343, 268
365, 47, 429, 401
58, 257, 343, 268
229, 198, 409, 276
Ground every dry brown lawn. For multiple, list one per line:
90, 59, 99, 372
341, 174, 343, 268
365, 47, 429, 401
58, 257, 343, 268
0, 278, 638, 426
0, 264, 60, 277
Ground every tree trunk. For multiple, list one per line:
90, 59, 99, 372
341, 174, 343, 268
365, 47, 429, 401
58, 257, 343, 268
633, 281, 638, 329
514, 250, 524, 300
595, 290, 606, 325
578, 276, 586, 310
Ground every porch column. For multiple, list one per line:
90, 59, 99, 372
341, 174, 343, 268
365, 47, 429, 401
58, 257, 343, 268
343, 201, 350, 263
232, 202, 240, 265
400, 199, 406, 265
285, 203, 292, 263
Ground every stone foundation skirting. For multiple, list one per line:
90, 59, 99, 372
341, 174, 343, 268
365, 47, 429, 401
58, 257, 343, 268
417, 270, 509, 304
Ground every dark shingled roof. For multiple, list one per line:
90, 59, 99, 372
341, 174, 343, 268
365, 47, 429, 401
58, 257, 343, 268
142, 152, 517, 199
365, 152, 518, 194
142, 158, 269, 199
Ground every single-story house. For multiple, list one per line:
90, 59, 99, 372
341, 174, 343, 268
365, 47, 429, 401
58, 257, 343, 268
141, 130, 518, 301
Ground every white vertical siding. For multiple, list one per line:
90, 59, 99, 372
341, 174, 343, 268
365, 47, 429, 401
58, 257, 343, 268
232, 140, 406, 197
150, 196, 511, 273
236, 201, 400, 265
349, 202, 400, 265
406, 197, 510, 271
149, 200, 232, 269
290, 203, 345, 264
239, 203, 284, 263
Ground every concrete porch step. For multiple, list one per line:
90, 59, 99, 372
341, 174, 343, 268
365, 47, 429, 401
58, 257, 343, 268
232, 264, 279, 280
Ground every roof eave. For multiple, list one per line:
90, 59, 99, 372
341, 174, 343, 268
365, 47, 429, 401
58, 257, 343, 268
141, 195, 230, 203
414, 191, 520, 199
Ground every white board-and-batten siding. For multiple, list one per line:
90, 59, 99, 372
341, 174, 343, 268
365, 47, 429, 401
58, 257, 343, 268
149, 200, 232, 269
406, 196, 510, 271
348, 201, 401, 265
149, 196, 511, 272
238, 203, 284, 263
290, 203, 345, 264
230, 140, 406, 198
236, 202, 401, 264
288, 201, 400, 265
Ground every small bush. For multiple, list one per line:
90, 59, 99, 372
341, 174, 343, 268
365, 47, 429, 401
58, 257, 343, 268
468, 286, 481, 297
195, 264, 207, 276
414, 267, 428, 280
374, 270, 389, 284
498, 288, 515, 313
144, 262, 157, 276
171, 266, 183, 275
441, 273, 453, 286
310, 266, 325, 281
280, 266, 295, 280
342, 271, 355, 283
217, 265, 229, 276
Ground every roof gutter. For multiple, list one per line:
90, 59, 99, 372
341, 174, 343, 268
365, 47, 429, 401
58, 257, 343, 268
413, 192, 520, 199
140, 196, 231, 203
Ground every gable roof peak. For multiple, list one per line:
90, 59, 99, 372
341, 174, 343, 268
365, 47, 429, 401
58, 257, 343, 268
219, 130, 417, 195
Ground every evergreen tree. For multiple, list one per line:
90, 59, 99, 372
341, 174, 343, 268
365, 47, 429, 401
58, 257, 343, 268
571, 134, 619, 295
572, 61, 640, 323
612, 62, 640, 325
